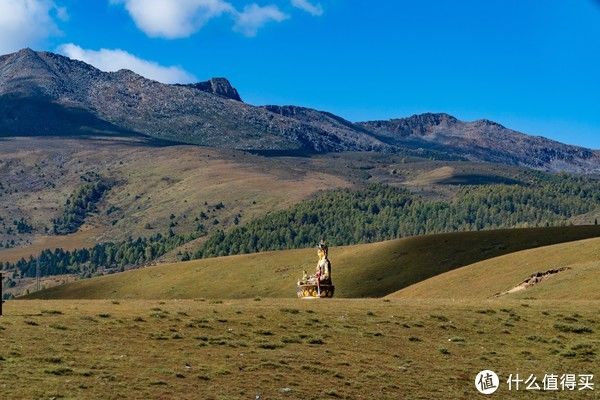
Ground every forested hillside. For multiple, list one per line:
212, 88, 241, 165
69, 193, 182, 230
1, 231, 197, 282
195, 176, 600, 257
52, 174, 112, 234
3, 175, 599, 281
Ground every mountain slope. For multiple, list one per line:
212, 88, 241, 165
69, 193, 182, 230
359, 113, 600, 173
391, 236, 600, 300
23, 225, 600, 299
261, 105, 390, 153
0, 136, 353, 254
0, 49, 383, 153
1, 49, 599, 172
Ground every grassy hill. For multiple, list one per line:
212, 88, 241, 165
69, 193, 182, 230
0, 137, 352, 256
24, 225, 600, 300
3, 297, 598, 399
0, 228, 100, 263
0, 137, 563, 254
391, 236, 600, 301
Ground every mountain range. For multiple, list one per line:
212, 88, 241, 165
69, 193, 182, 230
0, 48, 598, 173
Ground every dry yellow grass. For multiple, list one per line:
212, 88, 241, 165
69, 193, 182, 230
392, 237, 600, 301
1, 298, 598, 399
405, 166, 456, 186
0, 227, 100, 263
570, 207, 600, 226
402, 162, 524, 189
0, 137, 350, 260
25, 226, 600, 300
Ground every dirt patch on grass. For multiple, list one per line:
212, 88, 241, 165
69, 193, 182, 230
495, 267, 570, 297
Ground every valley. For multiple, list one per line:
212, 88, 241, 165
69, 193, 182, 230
0, 45, 599, 400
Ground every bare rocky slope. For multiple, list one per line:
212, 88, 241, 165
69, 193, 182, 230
0, 48, 385, 153
359, 113, 600, 173
1, 48, 599, 172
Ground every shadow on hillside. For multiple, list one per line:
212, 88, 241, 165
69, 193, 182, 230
437, 174, 524, 186
0, 96, 180, 148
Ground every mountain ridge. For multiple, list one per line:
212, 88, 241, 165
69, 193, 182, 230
0, 48, 381, 153
174, 77, 242, 101
0, 48, 598, 173
358, 113, 600, 172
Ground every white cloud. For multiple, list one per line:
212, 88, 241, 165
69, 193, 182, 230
0, 0, 64, 54
291, 0, 323, 16
233, 4, 289, 37
112, 0, 288, 39
55, 6, 69, 21
111, 0, 234, 39
58, 43, 197, 84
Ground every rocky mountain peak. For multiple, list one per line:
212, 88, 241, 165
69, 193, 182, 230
0, 48, 60, 97
405, 113, 459, 126
176, 77, 242, 101
11, 47, 39, 59
2, 47, 46, 71
361, 113, 459, 138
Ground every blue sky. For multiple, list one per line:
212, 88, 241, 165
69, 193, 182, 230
1, 1, 599, 148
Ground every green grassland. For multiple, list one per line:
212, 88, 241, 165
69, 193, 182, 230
24, 226, 600, 300
391, 236, 600, 301
1, 298, 598, 399
6, 225, 600, 399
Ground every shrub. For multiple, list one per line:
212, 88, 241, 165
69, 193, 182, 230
554, 324, 593, 334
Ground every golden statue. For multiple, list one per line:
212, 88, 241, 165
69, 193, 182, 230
315, 240, 331, 284
297, 240, 335, 298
